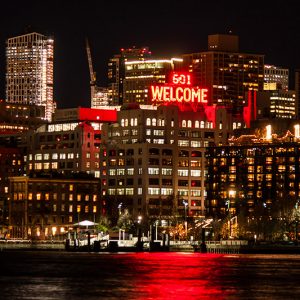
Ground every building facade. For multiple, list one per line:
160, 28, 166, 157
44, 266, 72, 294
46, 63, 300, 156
182, 34, 264, 115
100, 103, 231, 225
205, 126, 300, 220
8, 176, 101, 239
256, 89, 296, 119
0, 147, 24, 236
264, 64, 289, 90
6, 32, 55, 121
108, 47, 152, 106
22, 107, 117, 177
123, 58, 183, 105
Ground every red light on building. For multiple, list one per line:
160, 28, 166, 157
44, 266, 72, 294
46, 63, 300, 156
170, 72, 192, 85
150, 86, 208, 104
150, 72, 208, 109
79, 108, 117, 123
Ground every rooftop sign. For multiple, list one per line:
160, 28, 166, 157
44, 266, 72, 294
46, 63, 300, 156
150, 72, 208, 106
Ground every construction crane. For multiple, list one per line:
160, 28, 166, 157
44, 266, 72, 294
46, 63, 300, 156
85, 38, 97, 103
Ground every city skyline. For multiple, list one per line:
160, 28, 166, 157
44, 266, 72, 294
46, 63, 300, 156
1, 0, 300, 109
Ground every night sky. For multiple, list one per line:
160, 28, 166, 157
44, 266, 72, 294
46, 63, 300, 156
0, 0, 299, 108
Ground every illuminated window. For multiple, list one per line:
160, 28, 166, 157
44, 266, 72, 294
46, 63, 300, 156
191, 141, 201, 147
125, 188, 134, 195
146, 118, 151, 126
51, 162, 58, 169
85, 205, 89, 213
77, 205, 81, 212
53, 204, 57, 212
28, 193, 33, 200
182, 120, 186, 127
36, 193, 41, 201
93, 195, 97, 202
148, 188, 160, 195
77, 195, 81, 201
148, 168, 159, 175
69, 184, 73, 191
191, 170, 201, 176
45, 193, 49, 201
34, 163, 42, 170
117, 169, 125, 175
69, 194, 73, 201
93, 206, 97, 213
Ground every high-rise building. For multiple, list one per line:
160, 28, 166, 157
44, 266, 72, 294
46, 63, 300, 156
108, 47, 152, 106
256, 90, 296, 119
124, 58, 183, 105
182, 34, 264, 115
264, 64, 289, 91
6, 32, 55, 122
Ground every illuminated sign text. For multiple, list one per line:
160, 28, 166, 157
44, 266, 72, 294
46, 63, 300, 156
151, 86, 208, 104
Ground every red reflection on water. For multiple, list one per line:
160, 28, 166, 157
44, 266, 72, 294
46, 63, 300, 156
123, 252, 235, 300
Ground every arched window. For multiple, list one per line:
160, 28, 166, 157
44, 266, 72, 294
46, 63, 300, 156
200, 121, 205, 128
146, 118, 151, 126
158, 119, 161, 126
187, 120, 192, 128
195, 121, 200, 128
125, 119, 128, 126
182, 120, 186, 127
121, 119, 125, 127
161, 118, 165, 126
152, 118, 157, 126
130, 118, 134, 126
134, 118, 138, 126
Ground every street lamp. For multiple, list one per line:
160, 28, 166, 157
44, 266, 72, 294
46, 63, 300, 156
118, 202, 123, 215
183, 200, 188, 238
227, 189, 236, 238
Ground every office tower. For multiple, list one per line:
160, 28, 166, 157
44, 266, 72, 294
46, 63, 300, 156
108, 47, 152, 106
256, 90, 296, 119
264, 64, 289, 90
124, 58, 183, 105
6, 32, 54, 122
182, 34, 264, 115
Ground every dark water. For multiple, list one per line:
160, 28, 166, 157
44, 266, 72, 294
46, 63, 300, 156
0, 251, 300, 299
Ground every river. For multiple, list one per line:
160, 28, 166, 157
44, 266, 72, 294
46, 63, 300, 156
0, 251, 299, 299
